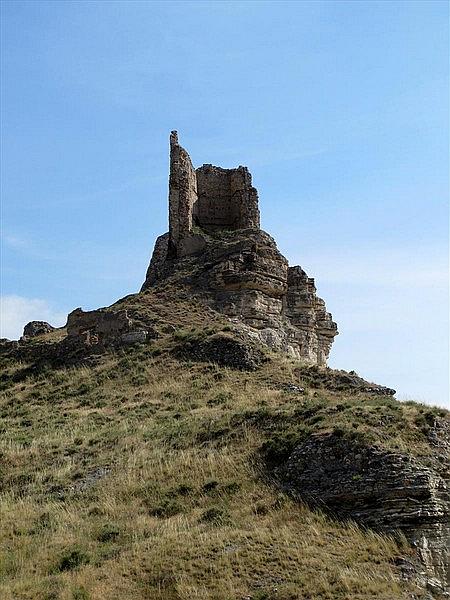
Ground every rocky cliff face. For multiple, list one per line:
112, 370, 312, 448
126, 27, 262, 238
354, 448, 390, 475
141, 132, 338, 366
274, 431, 450, 595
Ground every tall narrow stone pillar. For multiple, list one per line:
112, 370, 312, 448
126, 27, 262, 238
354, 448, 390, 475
168, 131, 198, 255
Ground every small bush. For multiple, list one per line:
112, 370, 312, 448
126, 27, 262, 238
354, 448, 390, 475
72, 587, 89, 600
29, 511, 53, 534
202, 480, 219, 493
199, 507, 227, 525
261, 433, 299, 465
253, 502, 269, 516
223, 481, 241, 494
97, 523, 120, 542
77, 383, 92, 395
55, 548, 90, 572
207, 391, 232, 406
173, 328, 208, 343
149, 499, 182, 518
253, 592, 271, 600
168, 484, 194, 497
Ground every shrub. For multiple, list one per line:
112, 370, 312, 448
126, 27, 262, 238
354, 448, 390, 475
97, 523, 120, 542
168, 484, 194, 497
149, 499, 182, 518
261, 433, 298, 466
253, 502, 269, 516
202, 480, 219, 493
207, 391, 232, 406
29, 511, 53, 534
223, 481, 241, 494
199, 507, 227, 525
72, 587, 89, 600
55, 548, 90, 572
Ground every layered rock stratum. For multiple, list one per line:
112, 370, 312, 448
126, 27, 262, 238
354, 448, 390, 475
276, 431, 450, 595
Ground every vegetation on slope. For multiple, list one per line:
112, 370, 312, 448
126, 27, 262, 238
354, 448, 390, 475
0, 302, 447, 600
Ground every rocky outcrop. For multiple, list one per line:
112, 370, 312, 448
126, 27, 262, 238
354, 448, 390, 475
142, 133, 338, 366
22, 321, 55, 339
275, 432, 449, 595
174, 332, 266, 371
294, 365, 396, 395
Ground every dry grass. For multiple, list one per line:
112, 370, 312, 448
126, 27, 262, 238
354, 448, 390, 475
0, 334, 445, 599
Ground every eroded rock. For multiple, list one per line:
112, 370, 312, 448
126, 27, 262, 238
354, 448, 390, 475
275, 432, 450, 594
174, 332, 266, 371
294, 365, 397, 395
141, 132, 338, 366
22, 321, 55, 339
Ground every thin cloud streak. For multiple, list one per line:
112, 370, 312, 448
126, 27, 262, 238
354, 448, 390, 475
2, 233, 31, 251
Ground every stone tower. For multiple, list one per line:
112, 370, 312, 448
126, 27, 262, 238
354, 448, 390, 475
168, 131, 260, 256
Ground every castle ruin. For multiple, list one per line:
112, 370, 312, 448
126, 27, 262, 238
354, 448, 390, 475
167, 131, 260, 256
142, 132, 338, 366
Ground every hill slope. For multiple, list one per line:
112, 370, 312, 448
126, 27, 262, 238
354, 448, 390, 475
1, 291, 448, 600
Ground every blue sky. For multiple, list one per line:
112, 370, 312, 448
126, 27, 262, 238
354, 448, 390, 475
1, 0, 448, 406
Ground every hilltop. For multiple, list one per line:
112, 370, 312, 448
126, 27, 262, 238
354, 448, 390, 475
0, 134, 448, 600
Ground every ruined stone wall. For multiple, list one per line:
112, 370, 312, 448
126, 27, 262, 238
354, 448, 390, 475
66, 308, 150, 347
67, 308, 132, 338
194, 165, 260, 231
229, 167, 260, 230
168, 131, 197, 252
195, 165, 237, 229
168, 132, 260, 256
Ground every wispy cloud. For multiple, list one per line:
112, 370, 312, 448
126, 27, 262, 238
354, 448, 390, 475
0, 295, 67, 340
1, 232, 59, 262
2, 233, 31, 251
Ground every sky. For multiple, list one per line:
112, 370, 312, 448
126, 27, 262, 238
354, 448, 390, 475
1, 0, 448, 407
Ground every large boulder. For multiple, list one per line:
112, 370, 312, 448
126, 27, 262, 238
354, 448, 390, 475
22, 321, 55, 339
174, 332, 266, 371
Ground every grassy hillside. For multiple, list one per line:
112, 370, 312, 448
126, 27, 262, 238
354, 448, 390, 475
0, 297, 447, 600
